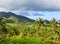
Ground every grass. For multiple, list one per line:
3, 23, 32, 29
0, 36, 45, 44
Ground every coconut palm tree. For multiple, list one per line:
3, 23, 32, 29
0, 16, 7, 33
50, 17, 57, 30
34, 18, 46, 29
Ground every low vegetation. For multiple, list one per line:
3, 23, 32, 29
0, 16, 60, 44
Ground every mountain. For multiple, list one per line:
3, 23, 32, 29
57, 20, 60, 24
45, 20, 60, 24
0, 12, 35, 23
45, 20, 50, 24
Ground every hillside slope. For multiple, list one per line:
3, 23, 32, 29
0, 12, 35, 23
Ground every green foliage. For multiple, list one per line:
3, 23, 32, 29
0, 37, 45, 44
0, 17, 60, 44
0, 16, 8, 37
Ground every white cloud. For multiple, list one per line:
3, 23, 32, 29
0, 0, 28, 10
12, 9, 44, 19
0, 0, 60, 11
0, 8, 9, 12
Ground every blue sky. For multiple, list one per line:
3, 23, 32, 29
38, 11, 60, 20
12, 10, 60, 20
0, 0, 60, 20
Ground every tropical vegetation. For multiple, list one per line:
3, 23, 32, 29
0, 16, 60, 44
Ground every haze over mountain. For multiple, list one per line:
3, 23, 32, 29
0, 12, 35, 23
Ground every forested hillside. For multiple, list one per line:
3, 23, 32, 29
0, 12, 35, 23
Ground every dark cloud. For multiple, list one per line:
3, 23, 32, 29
0, 0, 60, 11
0, 0, 28, 10
30, 0, 60, 11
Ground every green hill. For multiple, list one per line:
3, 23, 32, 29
0, 12, 35, 23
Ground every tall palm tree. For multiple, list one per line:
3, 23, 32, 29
50, 17, 57, 30
34, 18, 46, 29
0, 16, 7, 33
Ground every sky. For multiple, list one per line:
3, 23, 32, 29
0, 0, 60, 20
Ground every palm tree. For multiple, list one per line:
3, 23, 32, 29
50, 17, 57, 30
0, 16, 7, 33
34, 18, 46, 29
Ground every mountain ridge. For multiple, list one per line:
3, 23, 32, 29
0, 12, 35, 23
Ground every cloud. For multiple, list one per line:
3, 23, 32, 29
28, 0, 60, 11
12, 10, 44, 16
0, 8, 9, 12
0, 0, 60, 11
0, 0, 28, 10
19, 11, 44, 19
12, 9, 44, 19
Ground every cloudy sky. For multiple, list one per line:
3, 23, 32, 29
0, 0, 60, 20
